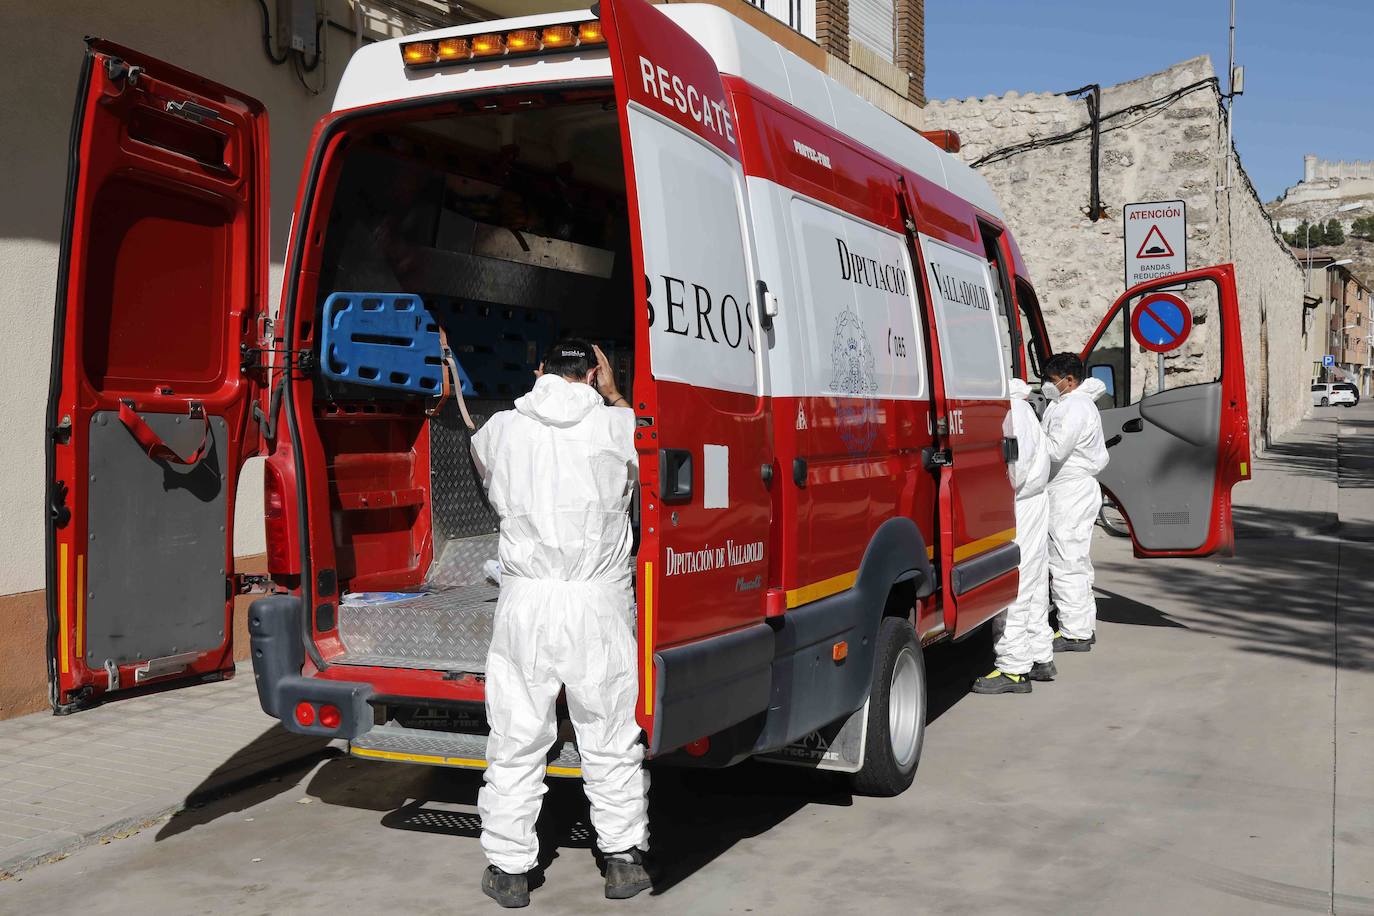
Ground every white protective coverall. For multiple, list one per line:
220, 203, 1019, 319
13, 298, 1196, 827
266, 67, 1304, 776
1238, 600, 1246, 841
992, 379, 1052, 674
470, 373, 647, 875
1041, 376, 1110, 640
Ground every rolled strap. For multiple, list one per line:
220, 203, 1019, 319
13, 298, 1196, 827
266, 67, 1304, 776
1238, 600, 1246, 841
117, 399, 210, 465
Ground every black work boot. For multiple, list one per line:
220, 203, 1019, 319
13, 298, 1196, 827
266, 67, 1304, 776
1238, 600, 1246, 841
482, 866, 530, 908
1029, 660, 1057, 681
1052, 631, 1095, 653
604, 848, 653, 899
970, 669, 1032, 694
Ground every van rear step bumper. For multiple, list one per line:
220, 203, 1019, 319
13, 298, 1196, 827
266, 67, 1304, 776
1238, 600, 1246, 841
350, 724, 583, 778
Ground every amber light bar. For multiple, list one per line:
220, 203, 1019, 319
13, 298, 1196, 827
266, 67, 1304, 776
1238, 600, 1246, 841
401, 20, 606, 67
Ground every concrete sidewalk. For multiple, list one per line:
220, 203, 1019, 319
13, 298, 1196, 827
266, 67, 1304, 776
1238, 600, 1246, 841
1234, 412, 1341, 538
0, 407, 1354, 880
0, 676, 337, 876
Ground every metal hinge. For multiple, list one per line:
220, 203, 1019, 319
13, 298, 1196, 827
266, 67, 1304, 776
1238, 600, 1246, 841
233, 573, 273, 596
240, 345, 315, 375
49, 414, 72, 445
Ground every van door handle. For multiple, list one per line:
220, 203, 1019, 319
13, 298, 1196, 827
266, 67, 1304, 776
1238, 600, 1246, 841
1122, 418, 1144, 433
659, 449, 693, 502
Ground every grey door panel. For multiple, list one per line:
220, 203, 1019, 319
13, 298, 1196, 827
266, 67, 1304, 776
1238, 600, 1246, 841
1098, 382, 1220, 552
1138, 384, 1222, 447
87, 410, 229, 667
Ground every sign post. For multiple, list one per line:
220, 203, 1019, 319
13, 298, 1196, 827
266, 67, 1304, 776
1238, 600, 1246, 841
1124, 200, 1187, 291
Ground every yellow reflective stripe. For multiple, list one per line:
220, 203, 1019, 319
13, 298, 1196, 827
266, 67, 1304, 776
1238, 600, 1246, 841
58, 544, 69, 675
952, 527, 1017, 563
786, 570, 858, 609
76, 554, 85, 660
643, 561, 654, 717
349, 746, 581, 777
1240, 461, 1248, 476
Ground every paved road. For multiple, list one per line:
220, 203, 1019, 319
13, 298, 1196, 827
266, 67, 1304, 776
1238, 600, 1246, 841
3, 407, 1373, 915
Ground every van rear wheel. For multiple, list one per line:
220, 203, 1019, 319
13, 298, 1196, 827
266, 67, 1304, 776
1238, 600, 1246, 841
850, 616, 926, 797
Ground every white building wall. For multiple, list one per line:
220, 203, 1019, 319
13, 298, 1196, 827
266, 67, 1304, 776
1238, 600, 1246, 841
0, 0, 439, 597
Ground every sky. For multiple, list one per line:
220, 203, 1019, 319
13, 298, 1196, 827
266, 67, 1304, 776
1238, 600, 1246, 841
923, 0, 1374, 202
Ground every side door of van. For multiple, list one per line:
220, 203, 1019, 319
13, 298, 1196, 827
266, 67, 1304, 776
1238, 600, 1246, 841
1078, 265, 1250, 556
46, 40, 269, 711
900, 183, 1019, 638
601, 0, 774, 754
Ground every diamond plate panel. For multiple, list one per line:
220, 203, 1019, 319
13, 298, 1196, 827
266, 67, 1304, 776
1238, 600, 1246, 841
429, 399, 506, 541
337, 587, 498, 672
350, 724, 582, 774
426, 533, 500, 590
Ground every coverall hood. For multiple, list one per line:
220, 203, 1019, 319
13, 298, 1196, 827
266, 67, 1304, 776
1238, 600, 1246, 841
1074, 377, 1108, 402
515, 374, 604, 428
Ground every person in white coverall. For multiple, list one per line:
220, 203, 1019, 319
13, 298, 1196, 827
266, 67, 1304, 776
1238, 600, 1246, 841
1039, 352, 1110, 653
972, 377, 1054, 694
470, 340, 651, 908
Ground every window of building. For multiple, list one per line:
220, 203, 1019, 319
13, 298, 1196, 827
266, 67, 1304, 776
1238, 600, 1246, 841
849, 0, 896, 61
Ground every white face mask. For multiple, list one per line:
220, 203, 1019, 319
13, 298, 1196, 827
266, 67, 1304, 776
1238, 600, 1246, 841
1042, 381, 1063, 402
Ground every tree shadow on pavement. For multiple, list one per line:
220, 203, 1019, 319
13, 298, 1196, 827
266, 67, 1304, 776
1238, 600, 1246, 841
1097, 536, 1374, 673
155, 727, 337, 841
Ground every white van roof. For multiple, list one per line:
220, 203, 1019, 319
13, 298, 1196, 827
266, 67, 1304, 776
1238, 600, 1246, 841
332, 4, 1003, 221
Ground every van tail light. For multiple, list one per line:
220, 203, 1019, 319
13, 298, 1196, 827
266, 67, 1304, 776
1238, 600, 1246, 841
264, 461, 289, 572
295, 702, 316, 727
319, 705, 342, 729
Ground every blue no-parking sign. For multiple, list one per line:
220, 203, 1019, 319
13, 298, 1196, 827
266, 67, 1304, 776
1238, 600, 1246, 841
1131, 293, 1193, 354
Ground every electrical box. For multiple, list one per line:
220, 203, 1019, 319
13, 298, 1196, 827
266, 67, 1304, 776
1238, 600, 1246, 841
277, 0, 319, 55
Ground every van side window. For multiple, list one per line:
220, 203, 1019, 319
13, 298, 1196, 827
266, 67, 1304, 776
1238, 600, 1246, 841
921, 234, 1008, 399
979, 224, 1022, 381
1012, 278, 1048, 379
789, 198, 926, 400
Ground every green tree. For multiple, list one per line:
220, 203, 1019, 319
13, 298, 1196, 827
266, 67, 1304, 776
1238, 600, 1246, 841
1352, 215, 1374, 241
1325, 218, 1346, 245
1284, 218, 1313, 247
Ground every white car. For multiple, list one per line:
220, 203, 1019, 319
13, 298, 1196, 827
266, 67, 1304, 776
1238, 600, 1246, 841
1312, 383, 1357, 407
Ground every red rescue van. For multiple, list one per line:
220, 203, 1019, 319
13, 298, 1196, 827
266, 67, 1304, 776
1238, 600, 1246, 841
45, 0, 1250, 796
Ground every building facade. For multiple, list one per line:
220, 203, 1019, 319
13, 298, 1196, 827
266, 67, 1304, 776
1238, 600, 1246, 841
1329, 266, 1373, 395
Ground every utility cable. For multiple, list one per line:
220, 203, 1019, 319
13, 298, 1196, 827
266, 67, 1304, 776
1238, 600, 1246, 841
255, 0, 289, 65
971, 78, 1220, 168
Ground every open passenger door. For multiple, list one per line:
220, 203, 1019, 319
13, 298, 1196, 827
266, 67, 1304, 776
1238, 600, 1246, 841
46, 40, 269, 711
600, 0, 775, 754
1078, 265, 1250, 557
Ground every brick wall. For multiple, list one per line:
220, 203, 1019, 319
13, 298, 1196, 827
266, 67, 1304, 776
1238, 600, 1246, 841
895, 0, 924, 104
815, 0, 850, 65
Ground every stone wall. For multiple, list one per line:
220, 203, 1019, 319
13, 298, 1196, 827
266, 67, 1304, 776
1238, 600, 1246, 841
926, 56, 1307, 449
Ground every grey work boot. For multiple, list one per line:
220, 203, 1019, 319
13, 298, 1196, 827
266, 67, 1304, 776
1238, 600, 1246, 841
1029, 660, 1057, 681
970, 669, 1032, 694
482, 866, 530, 908
1052, 631, 1095, 653
604, 848, 654, 899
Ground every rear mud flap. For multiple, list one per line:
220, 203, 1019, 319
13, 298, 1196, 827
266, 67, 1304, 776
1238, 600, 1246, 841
754, 701, 868, 774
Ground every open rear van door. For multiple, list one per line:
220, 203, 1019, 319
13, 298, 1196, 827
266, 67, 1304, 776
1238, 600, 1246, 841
1078, 265, 1250, 557
46, 40, 269, 711
600, 0, 774, 754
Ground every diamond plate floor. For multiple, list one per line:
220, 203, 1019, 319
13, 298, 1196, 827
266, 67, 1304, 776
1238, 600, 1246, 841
336, 587, 498, 672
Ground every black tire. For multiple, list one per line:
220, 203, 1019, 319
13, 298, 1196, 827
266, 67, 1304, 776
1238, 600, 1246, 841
850, 616, 926, 797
